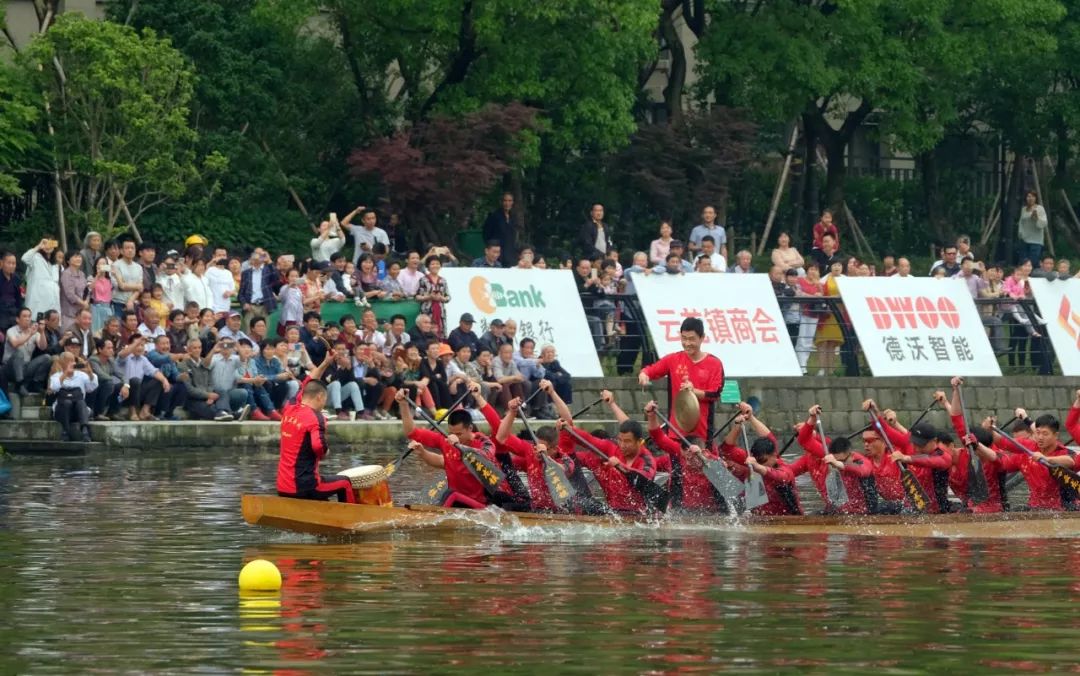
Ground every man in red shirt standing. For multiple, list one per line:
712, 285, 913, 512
637, 317, 724, 441
277, 355, 356, 503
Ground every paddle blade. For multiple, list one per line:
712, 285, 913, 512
899, 464, 930, 513
626, 472, 669, 514
744, 472, 770, 510
701, 456, 744, 500
541, 455, 577, 509
459, 446, 507, 489
426, 478, 450, 505
825, 467, 849, 508
967, 452, 990, 504
1047, 463, 1080, 495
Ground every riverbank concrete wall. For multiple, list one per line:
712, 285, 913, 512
1, 377, 1074, 455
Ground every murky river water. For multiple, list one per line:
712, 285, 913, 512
0, 444, 1078, 674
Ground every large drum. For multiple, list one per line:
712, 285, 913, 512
337, 465, 393, 506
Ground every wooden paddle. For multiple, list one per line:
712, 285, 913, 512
956, 381, 990, 504
867, 405, 930, 513
413, 405, 508, 490
816, 418, 849, 508
652, 409, 743, 500
740, 421, 770, 510
708, 410, 742, 444
386, 388, 474, 477
570, 397, 604, 419
517, 407, 576, 510
562, 425, 669, 513
991, 426, 1080, 495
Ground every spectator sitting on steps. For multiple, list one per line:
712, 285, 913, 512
478, 318, 512, 357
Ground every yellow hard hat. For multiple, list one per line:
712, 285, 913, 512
184, 234, 209, 248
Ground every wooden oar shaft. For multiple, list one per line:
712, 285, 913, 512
571, 398, 604, 419
653, 409, 693, 448
709, 411, 741, 443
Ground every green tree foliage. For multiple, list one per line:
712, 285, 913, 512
0, 8, 40, 197
697, 0, 1064, 219
111, 0, 364, 227
255, 0, 658, 153
21, 14, 221, 243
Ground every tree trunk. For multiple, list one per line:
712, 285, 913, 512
916, 148, 948, 243
659, 6, 686, 126
798, 112, 818, 245
1000, 151, 1023, 262
822, 133, 847, 219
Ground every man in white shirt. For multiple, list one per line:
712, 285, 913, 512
204, 253, 235, 318
688, 206, 727, 259
397, 251, 424, 297
3, 308, 45, 395
345, 206, 390, 265
699, 235, 727, 272
217, 311, 252, 344
158, 255, 186, 312
137, 309, 167, 340
728, 250, 755, 274
111, 239, 145, 315
310, 216, 345, 262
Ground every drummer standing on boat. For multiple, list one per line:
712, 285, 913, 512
637, 317, 724, 440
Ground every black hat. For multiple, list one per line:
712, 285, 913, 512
490, 318, 505, 327
63, 336, 82, 348
784, 268, 798, 277
909, 422, 938, 448
460, 313, 475, 324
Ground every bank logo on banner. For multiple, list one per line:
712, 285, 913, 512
633, 274, 802, 376
441, 268, 603, 377
1029, 278, 1080, 374
836, 277, 1001, 376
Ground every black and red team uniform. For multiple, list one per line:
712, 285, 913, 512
721, 434, 802, 516
648, 427, 723, 511
876, 416, 953, 513
277, 377, 356, 503
558, 426, 657, 515
795, 424, 874, 514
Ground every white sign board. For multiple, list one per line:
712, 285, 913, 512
440, 268, 603, 377
836, 277, 1001, 376
633, 273, 802, 376
1029, 278, 1080, 375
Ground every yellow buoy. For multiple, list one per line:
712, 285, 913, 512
238, 559, 282, 592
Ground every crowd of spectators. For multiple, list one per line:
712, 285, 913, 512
0, 191, 1071, 440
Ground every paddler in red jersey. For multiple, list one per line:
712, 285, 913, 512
637, 317, 724, 441
863, 399, 953, 513
593, 388, 673, 473
795, 405, 874, 514
396, 388, 524, 510
855, 423, 905, 513
1065, 389, 1080, 450
721, 405, 802, 515
277, 353, 358, 503
554, 414, 660, 515
985, 408, 1074, 511
935, 379, 1007, 513
494, 396, 579, 513
644, 399, 724, 512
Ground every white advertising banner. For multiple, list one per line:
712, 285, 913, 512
440, 268, 603, 377
836, 277, 1001, 376
633, 274, 802, 376
1029, 278, 1080, 375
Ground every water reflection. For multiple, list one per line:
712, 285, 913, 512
0, 449, 1077, 673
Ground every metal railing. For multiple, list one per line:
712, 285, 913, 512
584, 292, 1056, 377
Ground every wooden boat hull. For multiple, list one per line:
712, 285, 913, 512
241, 495, 1080, 539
